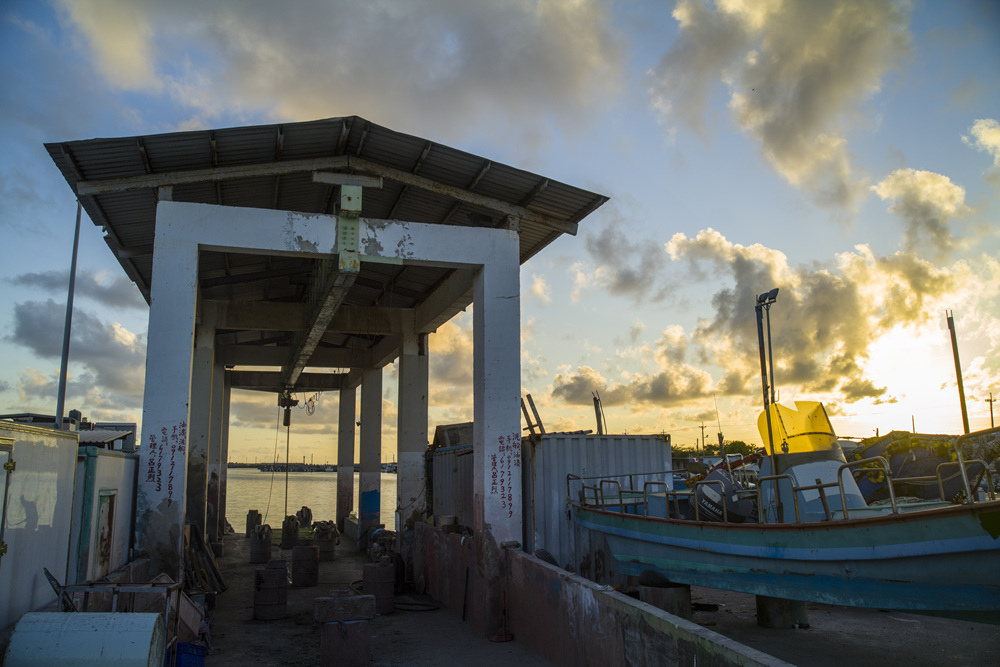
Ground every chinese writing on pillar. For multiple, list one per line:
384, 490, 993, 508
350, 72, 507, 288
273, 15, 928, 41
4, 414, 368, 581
145, 421, 186, 505
490, 432, 521, 518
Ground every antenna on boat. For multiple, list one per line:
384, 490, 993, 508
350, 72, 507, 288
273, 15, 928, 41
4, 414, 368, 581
755, 288, 779, 467
715, 395, 732, 476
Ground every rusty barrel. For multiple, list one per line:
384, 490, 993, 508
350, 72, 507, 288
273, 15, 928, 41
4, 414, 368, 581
281, 515, 300, 549
362, 561, 394, 614
253, 560, 287, 620
249, 524, 272, 564
245, 509, 261, 537
291, 545, 319, 587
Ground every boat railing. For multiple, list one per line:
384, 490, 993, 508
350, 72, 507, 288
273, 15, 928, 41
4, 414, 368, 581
838, 456, 896, 519
955, 425, 1000, 502
641, 481, 687, 519
935, 459, 994, 501
756, 474, 801, 523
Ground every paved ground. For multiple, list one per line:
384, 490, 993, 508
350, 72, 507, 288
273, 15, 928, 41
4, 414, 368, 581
686, 585, 1000, 667
205, 534, 552, 666
205, 533, 999, 666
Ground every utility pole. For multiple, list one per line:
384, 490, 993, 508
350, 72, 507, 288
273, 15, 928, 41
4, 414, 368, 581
988, 392, 996, 429
699, 423, 707, 455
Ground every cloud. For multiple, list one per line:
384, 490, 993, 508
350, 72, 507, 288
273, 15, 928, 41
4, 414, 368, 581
650, 0, 911, 209
8, 299, 146, 410
870, 168, 971, 257
54, 0, 625, 144
551, 228, 974, 412
9, 270, 146, 309
578, 205, 672, 302
529, 274, 552, 305
428, 318, 474, 409
963, 118, 1000, 185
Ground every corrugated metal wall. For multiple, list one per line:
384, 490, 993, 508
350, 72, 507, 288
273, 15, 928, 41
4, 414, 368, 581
429, 431, 672, 584
522, 433, 671, 577
431, 445, 474, 527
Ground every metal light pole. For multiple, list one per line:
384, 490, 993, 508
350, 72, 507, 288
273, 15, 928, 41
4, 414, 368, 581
946, 311, 970, 434
55, 201, 82, 430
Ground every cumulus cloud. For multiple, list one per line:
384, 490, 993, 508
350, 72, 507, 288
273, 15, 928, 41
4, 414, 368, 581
9, 299, 146, 413
870, 168, 971, 257
551, 228, 972, 410
54, 0, 625, 143
9, 270, 146, 309
650, 0, 911, 209
963, 118, 1000, 167
529, 274, 552, 304
578, 205, 672, 302
428, 318, 474, 410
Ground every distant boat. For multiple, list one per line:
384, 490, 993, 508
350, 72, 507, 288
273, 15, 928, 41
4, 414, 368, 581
571, 401, 1000, 624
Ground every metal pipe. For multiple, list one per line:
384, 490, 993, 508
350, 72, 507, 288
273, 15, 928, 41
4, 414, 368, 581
756, 297, 776, 465
55, 200, 82, 430
946, 311, 970, 434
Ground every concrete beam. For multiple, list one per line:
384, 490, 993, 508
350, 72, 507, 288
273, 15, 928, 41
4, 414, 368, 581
216, 344, 367, 369
227, 370, 345, 392
209, 300, 413, 335
282, 186, 362, 389
414, 269, 474, 334
336, 386, 357, 531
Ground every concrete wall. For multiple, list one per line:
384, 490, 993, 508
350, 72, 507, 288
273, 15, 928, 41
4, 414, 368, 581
0, 422, 78, 634
414, 521, 788, 667
69, 447, 139, 583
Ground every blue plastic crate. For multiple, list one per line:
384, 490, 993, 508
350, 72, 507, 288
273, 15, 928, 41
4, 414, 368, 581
165, 642, 207, 667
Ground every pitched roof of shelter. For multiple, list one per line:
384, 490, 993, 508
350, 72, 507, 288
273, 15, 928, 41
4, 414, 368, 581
45, 116, 608, 390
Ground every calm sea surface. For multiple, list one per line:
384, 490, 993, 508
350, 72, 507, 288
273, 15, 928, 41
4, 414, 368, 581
224, 468, 397, 531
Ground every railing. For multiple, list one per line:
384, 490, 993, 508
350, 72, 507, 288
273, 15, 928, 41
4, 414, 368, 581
570, 426, 998, 524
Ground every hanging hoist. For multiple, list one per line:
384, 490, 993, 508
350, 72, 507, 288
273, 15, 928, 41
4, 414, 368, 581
278, 390, 299, 519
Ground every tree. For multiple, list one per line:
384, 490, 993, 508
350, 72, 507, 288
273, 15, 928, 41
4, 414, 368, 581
721, 440, 758, 456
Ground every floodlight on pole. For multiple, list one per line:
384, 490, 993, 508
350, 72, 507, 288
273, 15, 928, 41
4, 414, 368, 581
755, 288, 779, 468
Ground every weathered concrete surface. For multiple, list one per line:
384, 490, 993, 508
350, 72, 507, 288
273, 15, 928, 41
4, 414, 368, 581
505, 550, 790, 667
209, 532, 550, 666
413, 522, 784, 666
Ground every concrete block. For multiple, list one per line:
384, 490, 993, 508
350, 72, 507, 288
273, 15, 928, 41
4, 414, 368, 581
756, 595, 809, 629
639, 584, 692, 620
314, 592, 376, 623
320, 620, 370, 667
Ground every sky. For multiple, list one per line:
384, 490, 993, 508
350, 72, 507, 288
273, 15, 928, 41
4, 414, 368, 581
1, 0, 998, 465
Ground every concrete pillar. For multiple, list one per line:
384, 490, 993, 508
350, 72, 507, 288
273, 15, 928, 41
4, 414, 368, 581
359, 368, 382, 542
336, 386, 357, 531
186, 301, 216, 538
136, 205, 199, 579
397, 321, 429, 569
472, 224, 522, 635
207, 355, 225, 544
219, 369, 231, 538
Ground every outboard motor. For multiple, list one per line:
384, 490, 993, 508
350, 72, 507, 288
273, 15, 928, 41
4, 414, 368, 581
692, 469, 755, 523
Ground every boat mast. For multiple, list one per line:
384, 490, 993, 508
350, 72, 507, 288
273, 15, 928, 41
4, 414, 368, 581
755, 288, 779, 468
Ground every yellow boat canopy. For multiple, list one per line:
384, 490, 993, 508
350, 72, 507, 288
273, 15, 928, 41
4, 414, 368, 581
757, 401, 840, 455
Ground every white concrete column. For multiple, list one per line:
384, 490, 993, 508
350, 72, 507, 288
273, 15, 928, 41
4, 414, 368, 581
186, 301, 216, 538
472, 234, 522, 546
207, 355, 225, 543
359, 367, 383, 538
219, 368, 231, 538
397, 323, 429, 535
336, 385, 357, 531
136, 206, 199, 579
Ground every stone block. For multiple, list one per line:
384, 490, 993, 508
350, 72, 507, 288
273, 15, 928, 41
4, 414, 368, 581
314, 591, 376, 623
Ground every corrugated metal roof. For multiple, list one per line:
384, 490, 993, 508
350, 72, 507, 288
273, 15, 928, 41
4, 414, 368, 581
45, 117, 606, 383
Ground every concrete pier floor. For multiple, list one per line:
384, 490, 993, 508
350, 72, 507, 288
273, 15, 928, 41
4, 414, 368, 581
206, 532, 999, 666
205, 533, 553, 666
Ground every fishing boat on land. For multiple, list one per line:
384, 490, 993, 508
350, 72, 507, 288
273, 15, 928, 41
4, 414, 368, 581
571, 402, 1000, 624
569, 289, 1000, 624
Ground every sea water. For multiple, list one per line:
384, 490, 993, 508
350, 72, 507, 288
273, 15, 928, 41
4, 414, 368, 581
224, 468, 398, 531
